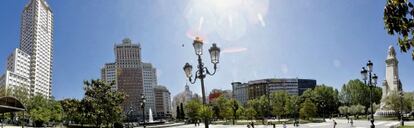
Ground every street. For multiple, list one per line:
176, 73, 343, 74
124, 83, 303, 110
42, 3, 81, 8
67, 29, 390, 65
165, 119, 405, 128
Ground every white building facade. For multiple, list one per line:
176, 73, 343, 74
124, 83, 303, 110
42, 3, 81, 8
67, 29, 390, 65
0, 49, 31, 91
101, 63, 116, 90
1, 0, 54, 98
142, 63, 157, 114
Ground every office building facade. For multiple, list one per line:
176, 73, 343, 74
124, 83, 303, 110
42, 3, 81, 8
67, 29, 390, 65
1, 0, 54, 98
233, 78, 316, 104
154, 85, 171, 119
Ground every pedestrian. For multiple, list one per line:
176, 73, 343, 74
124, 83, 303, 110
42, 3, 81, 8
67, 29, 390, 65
251, 122, 255, 128
283, 122, 287, 128
346, 116, 349, 123
350, 118, 353, 127
333, 119, 337, 128
247, 124, 250, 128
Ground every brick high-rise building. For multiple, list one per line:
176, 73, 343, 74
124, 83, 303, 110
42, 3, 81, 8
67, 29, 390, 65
101, 38, 160, 119
114, 38, 143, 116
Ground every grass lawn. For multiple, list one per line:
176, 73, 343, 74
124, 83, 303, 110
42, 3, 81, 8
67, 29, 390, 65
399, 126, 414, 128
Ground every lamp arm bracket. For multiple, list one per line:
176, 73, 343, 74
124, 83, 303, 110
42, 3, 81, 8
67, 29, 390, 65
205, 67, 217, 76
189, 70, 199, 84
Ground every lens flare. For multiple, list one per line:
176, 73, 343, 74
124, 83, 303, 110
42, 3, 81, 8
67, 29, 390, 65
184, 0, 269, 42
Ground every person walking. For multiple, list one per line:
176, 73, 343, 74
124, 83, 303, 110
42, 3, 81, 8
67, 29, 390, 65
333, 119, 337, 128
350, 118, 354, 127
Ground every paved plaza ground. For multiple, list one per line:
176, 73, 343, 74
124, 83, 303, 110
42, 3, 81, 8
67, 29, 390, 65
139, 119, 414, 128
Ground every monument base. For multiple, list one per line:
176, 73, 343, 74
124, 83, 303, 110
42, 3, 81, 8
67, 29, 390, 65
374, 109, 398, 117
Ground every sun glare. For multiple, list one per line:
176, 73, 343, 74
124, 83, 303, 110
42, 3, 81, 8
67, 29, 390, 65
184, 0, 269, 41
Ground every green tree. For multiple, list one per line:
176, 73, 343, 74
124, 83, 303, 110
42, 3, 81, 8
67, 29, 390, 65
180, 103, 185, 119
198, 105, 213, 123
245, 107, 256, 121
368, 103, 380, 114
236, 106, 245, 120
313, 85, 339, 118
27, 95, 54, 127
285, 95, 300, 119
301, 85, 339, 118
247, 99, 261, 119
255, 96, 269, 124
50, 100, 64, 123
384, 90, 413, 119
61, 98, 82, 124
340, 79, 382, 114
338, 106, 349, 117
83, 79, 125, 127
210, 96, 229, 120
384, 0, 414, 59
185, 99, 202, 123
299, 99, 317, 120
349, 104, 365, 119
176, 105, 181, 120
247, 95, 270, 124
270, 91, 289, 120
226, 98, 240, 124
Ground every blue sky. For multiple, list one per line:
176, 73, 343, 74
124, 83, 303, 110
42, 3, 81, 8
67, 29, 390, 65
0, 0, 413, 100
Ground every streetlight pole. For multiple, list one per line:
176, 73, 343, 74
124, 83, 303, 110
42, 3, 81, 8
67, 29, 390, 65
360, 60, 378, 128
183, 37, 221, 128
400, 91, 404, 126
141, 94, 146, 128
321, 102, 326, 122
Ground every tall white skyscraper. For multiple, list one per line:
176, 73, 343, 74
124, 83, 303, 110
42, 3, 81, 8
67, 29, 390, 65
1, 0, 54, 98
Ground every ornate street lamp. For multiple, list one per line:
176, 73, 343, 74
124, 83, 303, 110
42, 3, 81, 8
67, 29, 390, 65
183, 37, 221, 128
400, 91, 404, 126
321, 102, 326, 122
360, 60, 378, 128
232, 99, 239, 125
128, 107, 134, 128
141, 94, 146, 128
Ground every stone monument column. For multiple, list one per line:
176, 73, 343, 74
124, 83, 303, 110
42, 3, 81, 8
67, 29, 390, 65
376, 45, 402, 116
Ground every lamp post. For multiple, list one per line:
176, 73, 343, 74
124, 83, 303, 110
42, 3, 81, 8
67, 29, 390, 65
360, 60, 378, 128
321, 102, 326, 122
183, 37, 221, 128
400, 91, 404, 126
232, 99, 239, 125
295, 104, 299, 127
128, 107, 134, 128
141, 94, 146, 128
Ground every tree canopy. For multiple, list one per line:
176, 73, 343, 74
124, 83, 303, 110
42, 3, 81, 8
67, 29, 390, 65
384, 0, 414, 59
